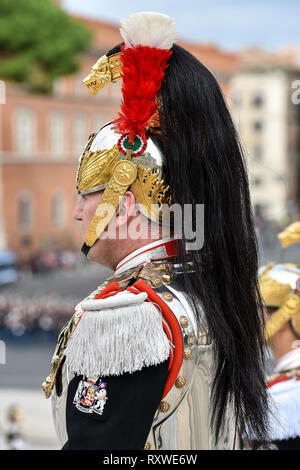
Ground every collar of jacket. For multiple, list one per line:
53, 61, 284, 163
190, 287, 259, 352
114, 238, 179, 275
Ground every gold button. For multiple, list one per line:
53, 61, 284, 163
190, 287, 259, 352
112, 160, 137, 186
144, 442, 151, 450
184, 348, 192, 359
161, 274, 171, 283
175, 376, 186, 388
162, 292, 173, 302
179, 316, 189, 328
159, 401, 170, 412
150, 278, 161, 288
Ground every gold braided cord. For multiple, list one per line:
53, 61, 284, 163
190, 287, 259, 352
278, 221, 300, 248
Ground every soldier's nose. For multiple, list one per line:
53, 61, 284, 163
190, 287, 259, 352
73, 197, 83, 221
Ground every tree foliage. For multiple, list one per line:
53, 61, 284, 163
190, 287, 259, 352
0, 0, 92, 93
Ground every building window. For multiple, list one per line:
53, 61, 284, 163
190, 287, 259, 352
53, 78, 66, 96
74, 73, 86, 96
252, 92, 264, 108
73, 112, 87, 154
253, 145, 263, 161
18, 193, 33, 230
253, 121, 263, 132
0, 80, 6, 105
233, 90, 242, 107
15, 107, 35, 156
50, 110, 65, 157
52, 192, 65, 227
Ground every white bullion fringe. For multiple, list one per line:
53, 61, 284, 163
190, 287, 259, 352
64, 292, 171, 378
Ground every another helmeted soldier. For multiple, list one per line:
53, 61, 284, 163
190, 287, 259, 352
43, 12, 270, 450
257, 222, 300, 450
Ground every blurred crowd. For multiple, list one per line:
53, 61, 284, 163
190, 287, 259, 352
255, 203, 300, 235
254, 204, 300, 256
0, 246, 92, 339
0, 293, 75, 339
19, 249, 80, 275
0, 210, 299, 339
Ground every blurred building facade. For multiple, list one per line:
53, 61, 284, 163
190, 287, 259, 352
230, 50, 300, 221
0, 18, 123, 259
0, 14, 237, 258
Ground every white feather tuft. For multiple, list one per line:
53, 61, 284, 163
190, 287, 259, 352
120, 11, 177, 50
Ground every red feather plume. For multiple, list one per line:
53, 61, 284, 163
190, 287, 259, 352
112, 44, 172, 143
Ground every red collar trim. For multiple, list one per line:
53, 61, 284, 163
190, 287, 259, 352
267, 373, 300, 388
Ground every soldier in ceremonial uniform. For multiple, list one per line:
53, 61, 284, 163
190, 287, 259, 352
43, 12, 270, 450
257, 222, 300, 450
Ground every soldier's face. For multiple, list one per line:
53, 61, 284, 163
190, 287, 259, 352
73, 191, 104, 241
73, 191, 118, 266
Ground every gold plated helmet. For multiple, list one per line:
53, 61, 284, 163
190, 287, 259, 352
260, 222, 300, 340
76, 123, 171, 250
77, 12, 176, 254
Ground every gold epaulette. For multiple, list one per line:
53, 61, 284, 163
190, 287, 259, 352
42, 262, 175, 398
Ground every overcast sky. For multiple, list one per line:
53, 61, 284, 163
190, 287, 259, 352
63, 0, 300, 53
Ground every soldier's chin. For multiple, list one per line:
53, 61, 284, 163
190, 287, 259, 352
86, 243, 97, 261
85, 238, 102, 262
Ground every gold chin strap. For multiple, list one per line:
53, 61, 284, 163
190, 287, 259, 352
84, 155, 137, 249
264, 293, 300, 341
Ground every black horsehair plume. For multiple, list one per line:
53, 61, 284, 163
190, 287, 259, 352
155, 44, 270, 445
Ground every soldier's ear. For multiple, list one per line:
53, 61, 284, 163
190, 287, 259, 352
116, 191, 137, 228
